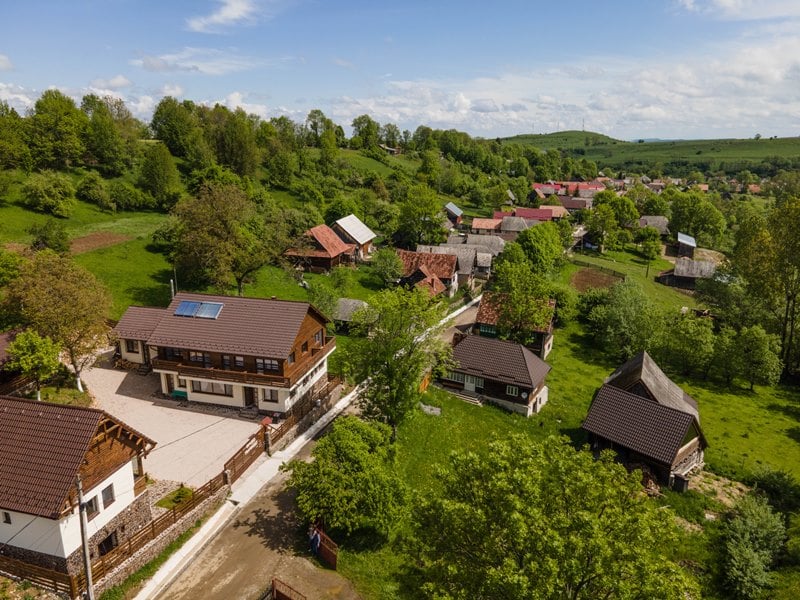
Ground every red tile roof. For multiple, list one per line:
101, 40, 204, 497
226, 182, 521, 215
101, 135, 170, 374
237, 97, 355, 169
396, 250, 457, 281
414, 265, 447, 296
0, 396, 155, 519
471, 218, 502, 231
492, 211, 514, 219
286, 224, 354, 259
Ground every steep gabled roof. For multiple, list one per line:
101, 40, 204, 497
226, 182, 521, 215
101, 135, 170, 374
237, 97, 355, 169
416, 245, 476, 275
413, 264, 447, 297
605, 351, 699, 419
307, 224, 353, 258
444, 202, 463, 218
113, 306, 166, 341
334, 214, 377, 246
0, 396, 155, 519
582, 385, 703, 466
452, 334, 550, 389
146, 292, 324, 358
396, 249, 457, 280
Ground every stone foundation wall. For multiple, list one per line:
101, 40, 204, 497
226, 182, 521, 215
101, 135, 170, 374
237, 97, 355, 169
0, 545, 68, 574
92, 484, 229, 596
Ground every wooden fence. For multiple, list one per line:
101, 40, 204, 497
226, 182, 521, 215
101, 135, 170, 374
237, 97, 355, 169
317, 529, 338, 570
224, 426, 267, 484
569, 257, 627, 280
0, 554, 78, 598
267, 376, 341, 448
271, 578, 307, 600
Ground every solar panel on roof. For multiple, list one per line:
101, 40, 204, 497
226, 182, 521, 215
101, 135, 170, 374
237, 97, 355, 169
195, 302, 223, 319
175, 300, 201, 317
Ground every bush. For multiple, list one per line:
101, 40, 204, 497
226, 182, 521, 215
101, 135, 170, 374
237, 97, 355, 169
749, 468, 800, 516
21, 170, 75, 217
77, 171, 114, 211
108, 180, 155, 211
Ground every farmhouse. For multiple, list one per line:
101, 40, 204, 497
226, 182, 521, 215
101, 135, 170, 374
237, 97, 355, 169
581, 352, 707, 490
657, 257, 717, 290
677, 232, 697, 258
440, 334, 551, 417
470, 218, 502, 234
417, 244, 480, 289
396, 249, 458, 297
333, 214, 376, 261
114, 293, 335, 414
0, 396, 155, 575
472, 291, 555, 359
444, 202, 463, 228
284, 224, 355, 271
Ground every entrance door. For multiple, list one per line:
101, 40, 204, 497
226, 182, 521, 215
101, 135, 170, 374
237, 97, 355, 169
244, 387, 256, 407
464, 375, 476, 392
142, 343, 151, 365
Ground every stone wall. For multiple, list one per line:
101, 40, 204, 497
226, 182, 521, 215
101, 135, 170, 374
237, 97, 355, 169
92, 484, 229, 596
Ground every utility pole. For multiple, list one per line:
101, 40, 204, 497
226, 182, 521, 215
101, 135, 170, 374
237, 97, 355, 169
76, 476, 95, 600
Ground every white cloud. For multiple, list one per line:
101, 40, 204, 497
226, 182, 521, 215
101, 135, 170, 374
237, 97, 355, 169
678, 0, 800, 19
130, 47, 261, 75
90, 74, 132, 90
187, 0, 259, 33
0, 54, 12, 71
129, 95, 156, 118
0, 82, 34, 111
160, 83, 184, 97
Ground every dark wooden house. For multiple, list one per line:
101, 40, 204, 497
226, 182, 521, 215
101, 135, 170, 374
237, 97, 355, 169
284, 224, 355, 271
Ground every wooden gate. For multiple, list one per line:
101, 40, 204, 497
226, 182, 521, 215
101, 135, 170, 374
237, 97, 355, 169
224, 426, 266, 484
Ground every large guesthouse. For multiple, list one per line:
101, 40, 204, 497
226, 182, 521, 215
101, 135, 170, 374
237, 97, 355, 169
114, 293, 335, 415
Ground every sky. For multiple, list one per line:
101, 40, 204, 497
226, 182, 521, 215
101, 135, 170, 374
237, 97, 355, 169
1, 0, 799, 140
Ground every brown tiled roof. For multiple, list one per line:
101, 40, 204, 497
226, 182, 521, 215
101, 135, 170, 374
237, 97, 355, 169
582, 385, 704, 466
559, 196, 592, 210
286, 224, 354, 259
471, 218, 502, 231
0, 396, 155, 519
396, 250, 456, 281
605, 351, 699, 419
452, 334, 550, 388
113, 306, 166, 341
146, 292, 324, 359
414, 265, 447, 297
476, 292, 555, 333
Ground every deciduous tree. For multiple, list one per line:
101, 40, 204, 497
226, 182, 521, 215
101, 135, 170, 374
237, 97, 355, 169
26, 90, 87, 169
5, 330, 61, 401
371, 247, 403, 287
516, 222, 563, 275
21, 171, 76, 217
138, 142, 182, 209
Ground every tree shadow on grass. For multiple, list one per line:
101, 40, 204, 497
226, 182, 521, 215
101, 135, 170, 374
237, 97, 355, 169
785, 426, 800, 445
766, 402, 800, 422
127, 268, 173, 307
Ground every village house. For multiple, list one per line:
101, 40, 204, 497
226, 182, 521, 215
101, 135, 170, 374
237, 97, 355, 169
446, 233, 506, 257
677, 232, 697, 258
396, 249, 458, 297
657, 257, 717, 290
0, 396, 155, 575
581, 352, 707, 490
444, 202, 463, 229
332, 214, 376, 262
470, 218, 502, 234
514, 206, 569, 221
416, 244, 478, 290
472, 291, 555, 359
332, 297, 368, 332
559, 196, 593, 212
440, 333, 551, 417
114, 293, 335, 415
639, 215, 670, 236
284, 224, 355, 271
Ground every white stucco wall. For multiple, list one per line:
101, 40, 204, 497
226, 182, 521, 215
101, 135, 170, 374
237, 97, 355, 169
0, 464, 135, 558
120, 339, 145, 364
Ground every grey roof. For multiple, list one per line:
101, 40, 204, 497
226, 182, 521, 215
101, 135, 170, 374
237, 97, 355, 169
334, 298, 367, 322
444, 202, 463, 218
452, 334, 550, 389
673, 258, 716, 279
334, 214, 376, 246
476, 252, 492, 268
416, 245, 476, 275
146, 292, 322, 359
114, 306, 167, 341
466, 234, 506, 255
639, 215, 669, 235
582, 385, 703, 466
501, 216, 531, 233
677, 232, 697, 248
605, 351, 699, 419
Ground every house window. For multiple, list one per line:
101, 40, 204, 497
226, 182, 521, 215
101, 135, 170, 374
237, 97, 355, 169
165, 347, 183, 361
125, 339, 138, 353
255, 358, 279, 373
234, 356, 245, 368
177, 377, 186, 388
506, 385, 519, 397
302, 342, 308, 353
263, 389, 279, 403
447, 371, 465, 383
314, 330, 323, 345
479, 324, 496, 336
188, 351, 207, 364
191, 380, 234, 396
102, 484, 115, 509
98, 531, 118, 556
2, 512, 10, 524
288, 352, 295, 365
222, 355, 231, 369
85, 496, 99, 520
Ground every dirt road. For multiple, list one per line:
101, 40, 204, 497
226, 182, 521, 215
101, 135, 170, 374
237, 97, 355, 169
154, 442, 361, 600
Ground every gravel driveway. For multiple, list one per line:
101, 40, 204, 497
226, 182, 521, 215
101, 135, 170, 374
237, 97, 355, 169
83, 351, 261, 487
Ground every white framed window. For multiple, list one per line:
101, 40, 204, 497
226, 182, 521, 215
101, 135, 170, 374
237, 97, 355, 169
447, 371, 465, 383
102, 484, 115, 508
125, 339, 139, 353
263, 389, 279, 402
191, 381, 234, 396
506, 385, 519, 397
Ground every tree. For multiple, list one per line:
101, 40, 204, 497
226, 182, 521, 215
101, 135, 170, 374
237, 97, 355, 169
21, 171, 76, 217
324, 195, 359, 225
350, 114, 380, 149
282, 416, 405, 535
215, 108, 259, 177
722, 495, 785, 600
395, 185, 446, 247
307, 281, 337, 321
412, 435, 699, 600
76, 170, 113, 210
587, 204, 618, 252
587, 279, 664, 359
371, 248, 403, 287
668, 190, 725, 246
594, 189, 638, 228
27, 219, 70, 254
710, 326, 741, 385
492, 261, 554, 346
5, 330, 60, 401
138, 142, 182, 209
0, 101, 32, 170
3, 251, 111, 391
172, 184, 283, 295
150, 96, 197, 158
516, 222, 563, 276
344, 288, 450, 440
661, 313, 715, 376
26, 89, 88, 169
737, 326, 782, 390
81, 94, 126, 175
416, 150, 441, 187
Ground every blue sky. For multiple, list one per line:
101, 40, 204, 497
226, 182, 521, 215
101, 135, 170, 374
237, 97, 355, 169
1, 0, 799, 139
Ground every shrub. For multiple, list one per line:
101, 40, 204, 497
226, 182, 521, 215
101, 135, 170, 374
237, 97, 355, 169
21, 170, 75, 217
108, 180, 155, 211
77, 171, 114, 211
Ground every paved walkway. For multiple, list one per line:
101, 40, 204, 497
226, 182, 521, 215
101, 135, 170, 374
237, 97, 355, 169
84, 352, 261, 486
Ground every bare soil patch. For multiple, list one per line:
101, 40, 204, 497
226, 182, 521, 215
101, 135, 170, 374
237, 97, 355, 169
695, 248, 726, 264
2, 242, 26, 253
690, 471, 749, 509
70, 232, 131, 254
570, 267, 622, 292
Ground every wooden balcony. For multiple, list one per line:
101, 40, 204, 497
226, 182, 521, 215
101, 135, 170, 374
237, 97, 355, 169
150, 336, 336, 388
